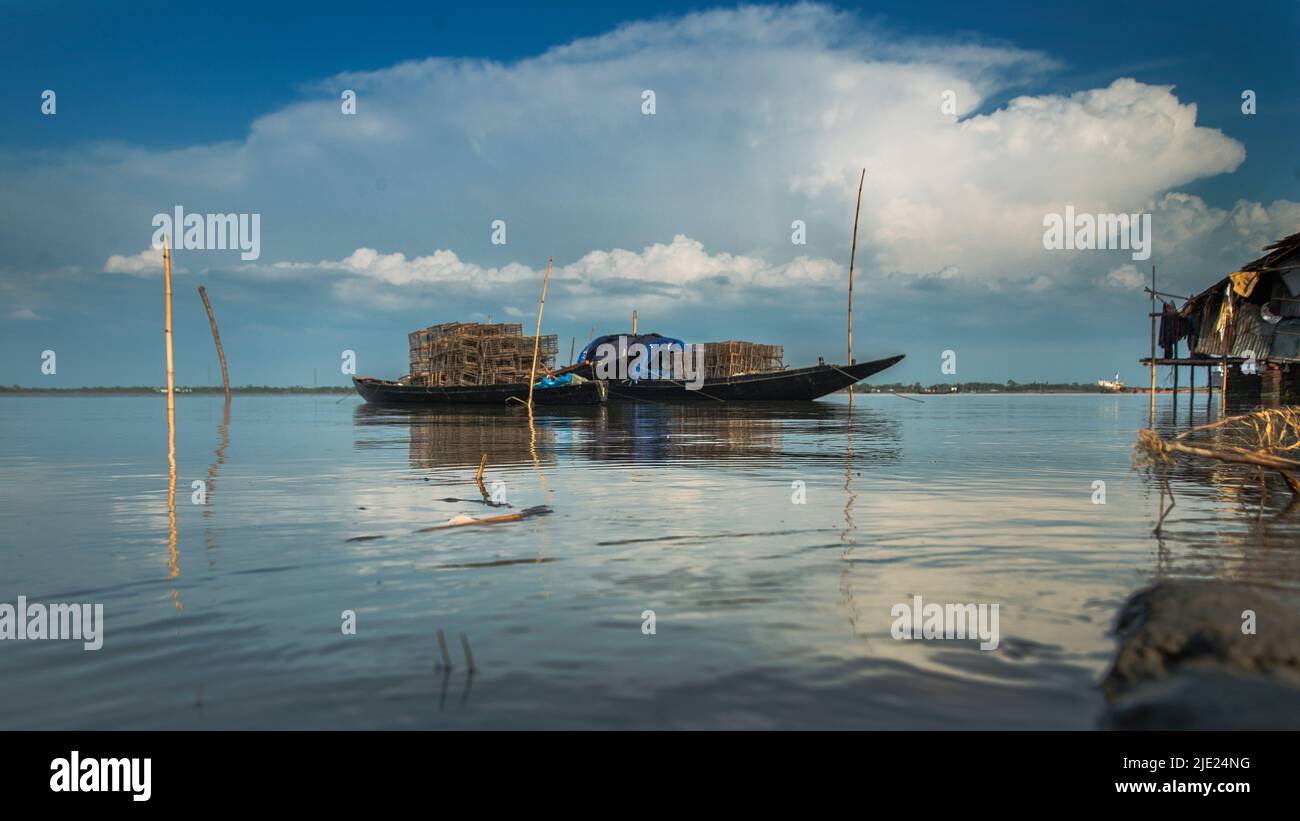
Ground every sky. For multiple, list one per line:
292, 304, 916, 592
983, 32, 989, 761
2, 0, 1299, 387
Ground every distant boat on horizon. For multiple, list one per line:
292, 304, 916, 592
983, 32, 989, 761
1097, 373, 1124, 393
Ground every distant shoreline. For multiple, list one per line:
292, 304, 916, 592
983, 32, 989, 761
0, 386, 355, 395
857, 382, 1125, 395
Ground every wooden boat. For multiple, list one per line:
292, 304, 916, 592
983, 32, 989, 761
570, 354, 905, 402
352, 376, 607, 406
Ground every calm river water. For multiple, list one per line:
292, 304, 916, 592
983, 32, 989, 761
2, 392, 1296, 728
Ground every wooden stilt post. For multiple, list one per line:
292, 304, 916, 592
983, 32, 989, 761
198, 285, 231, 401
1219, 358, 1225, 417
847, 167, 865, 401
526, 257, 553, 410
1149, 265, 1157, 422
1172, 340, 1179, 413
1189, 362, 1195, 422
1221, 299, 1233, 418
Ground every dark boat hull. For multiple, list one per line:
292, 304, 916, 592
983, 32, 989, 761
587, 354, 905, 402
352, 377, 607, 406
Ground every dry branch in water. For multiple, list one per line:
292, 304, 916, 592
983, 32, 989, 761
1135, 408, 1300, 504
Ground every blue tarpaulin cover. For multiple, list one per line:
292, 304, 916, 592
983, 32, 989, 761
534, 373, 575, 389
578, 332, 686, 380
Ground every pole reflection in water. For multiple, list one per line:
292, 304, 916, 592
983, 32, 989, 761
838, 396, 868, 648
166, 390, 181, 613
203, 397, 232, 569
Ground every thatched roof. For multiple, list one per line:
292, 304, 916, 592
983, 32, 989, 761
1238, 230, 1300, 273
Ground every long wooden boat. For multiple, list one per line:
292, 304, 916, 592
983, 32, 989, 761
572, 354, 904, 402
352, 376, 607, 406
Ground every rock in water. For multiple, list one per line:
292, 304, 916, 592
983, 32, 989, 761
1102, 580, 1300, 729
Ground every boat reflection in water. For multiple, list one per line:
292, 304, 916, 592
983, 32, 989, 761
352, 400, 904, 472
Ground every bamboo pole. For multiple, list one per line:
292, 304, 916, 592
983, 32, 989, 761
1149, 265, 1156, 422
847, 167, 865, 400
569, 337, 576, 367
198, 285, 231, 400
632, 310, 638, 335
163, 235, 180, 603
164, 235, 176, 413
526, 257, 554, 410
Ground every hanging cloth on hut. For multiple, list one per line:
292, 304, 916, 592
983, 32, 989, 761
1158, 301, 1188, 359
1215, 283, 1235, 340
1229, 270, 1260, 298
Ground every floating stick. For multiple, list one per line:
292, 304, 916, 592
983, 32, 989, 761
416, 505, 552, 532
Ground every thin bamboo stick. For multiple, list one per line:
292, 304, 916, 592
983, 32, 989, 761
475, 452, 488, 500
847, 167, 865, 400
198, 285, 231, 400
632, 310, 638, 335
526, 257, 554, 410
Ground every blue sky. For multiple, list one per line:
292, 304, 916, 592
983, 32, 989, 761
3, 0, 1299, 386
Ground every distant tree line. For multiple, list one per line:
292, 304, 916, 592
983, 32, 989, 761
865, 380, 1105, 394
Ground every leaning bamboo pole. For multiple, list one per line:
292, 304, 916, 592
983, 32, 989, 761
526, 257, 554, 410
847, 167, 865, 400
198, 285, 231, 400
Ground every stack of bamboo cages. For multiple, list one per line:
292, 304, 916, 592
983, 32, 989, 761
409, 322, 557, 386
700, 341, 784, 378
